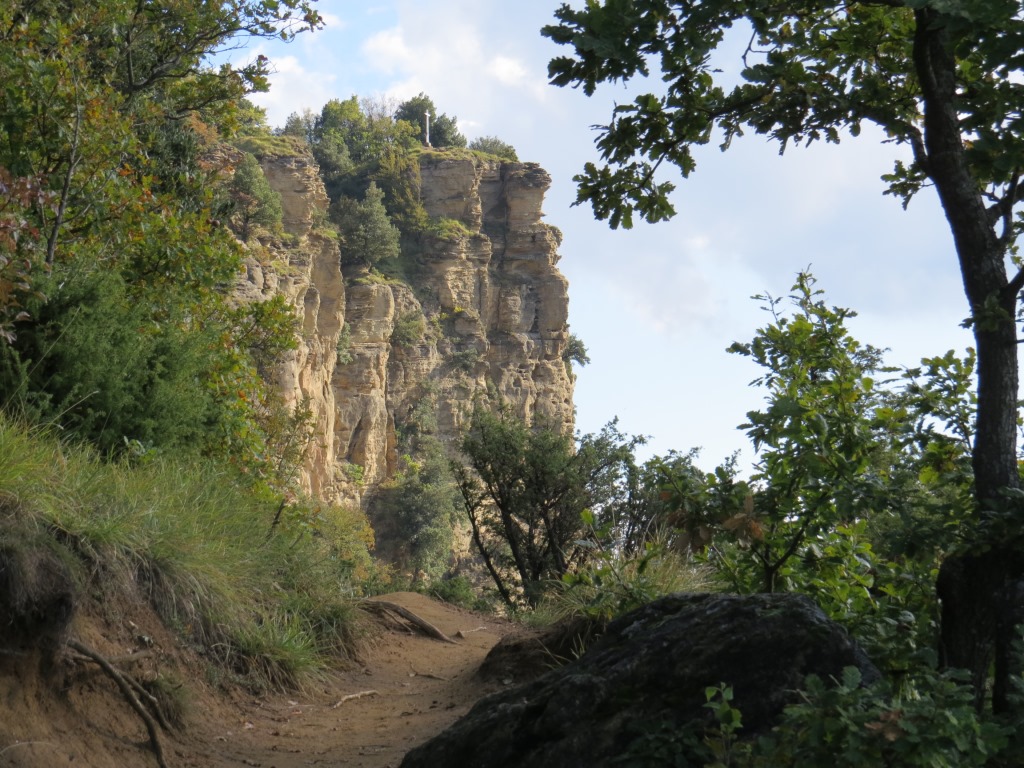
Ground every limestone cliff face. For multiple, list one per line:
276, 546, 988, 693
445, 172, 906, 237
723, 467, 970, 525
239, 150, 575, 506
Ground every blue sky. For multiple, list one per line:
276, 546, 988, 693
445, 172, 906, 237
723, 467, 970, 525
230, 1, 974, 467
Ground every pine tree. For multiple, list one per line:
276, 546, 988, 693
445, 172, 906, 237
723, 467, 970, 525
332, 182, 400, 266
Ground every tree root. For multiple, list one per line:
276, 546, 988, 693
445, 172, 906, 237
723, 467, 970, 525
67, 639, 169, 768
360, 600, 459, 645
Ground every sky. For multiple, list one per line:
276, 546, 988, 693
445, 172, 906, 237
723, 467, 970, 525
227, 1, 975, 469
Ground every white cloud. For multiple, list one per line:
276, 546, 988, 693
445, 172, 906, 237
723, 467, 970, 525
318, 12, 347, 31
488, 55, 527, 86
245, 48, 337, 127
361, 28, 416, 75
355, 6, 553, 138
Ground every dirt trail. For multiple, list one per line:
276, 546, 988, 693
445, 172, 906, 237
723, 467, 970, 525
0, 592, 521, 768
179, 592, 515, 768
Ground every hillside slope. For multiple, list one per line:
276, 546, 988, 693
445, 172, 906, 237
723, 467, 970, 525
0, 592, 520, 767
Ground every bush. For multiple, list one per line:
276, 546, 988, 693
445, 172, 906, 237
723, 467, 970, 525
469, 135, 519, 161
391, 312, 426, 347
428, 575, 495, 613
740, 668, 1013, 767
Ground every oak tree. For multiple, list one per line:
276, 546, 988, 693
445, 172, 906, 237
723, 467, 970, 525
545, 0, 1024, 710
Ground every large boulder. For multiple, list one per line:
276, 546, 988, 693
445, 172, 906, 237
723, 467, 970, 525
401, 592, 878, 768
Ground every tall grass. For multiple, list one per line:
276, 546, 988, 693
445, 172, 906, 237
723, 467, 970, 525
0, 416, 373, 691
528, 541, 718, 656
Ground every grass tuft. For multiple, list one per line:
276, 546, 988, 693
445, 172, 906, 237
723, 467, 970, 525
0, 415, 372, 690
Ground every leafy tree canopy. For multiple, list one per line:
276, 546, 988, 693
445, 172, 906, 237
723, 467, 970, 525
0, 0, 313, 490
456, 407, 644, 608
395, 93, 467, 149
544, 0, 1024, 711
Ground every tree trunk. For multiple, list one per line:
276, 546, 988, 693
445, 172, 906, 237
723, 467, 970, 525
915, 10, 1023, 710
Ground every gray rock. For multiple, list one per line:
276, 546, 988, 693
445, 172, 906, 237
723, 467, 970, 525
401, 592, 878, 768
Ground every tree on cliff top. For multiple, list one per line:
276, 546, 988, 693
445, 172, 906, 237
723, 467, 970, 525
544, 0, 1024, 710
395, 93, 467, 149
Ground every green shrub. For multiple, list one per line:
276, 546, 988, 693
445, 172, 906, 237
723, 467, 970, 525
426, 216, 474, 240
336, 323, 353, 365
391, 312, 426, 347
532, 540, 716, 655
469, 135, 519, 161
229, 152, 283, 241
740, 668, 1012, 767
428, 575, 495, 613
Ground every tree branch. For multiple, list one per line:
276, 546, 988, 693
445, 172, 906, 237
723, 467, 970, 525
45, 77, 83, 266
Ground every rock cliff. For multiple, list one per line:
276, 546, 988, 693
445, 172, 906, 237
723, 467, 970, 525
238, 149, 575, 509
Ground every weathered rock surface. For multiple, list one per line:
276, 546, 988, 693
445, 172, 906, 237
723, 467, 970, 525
401, 593, 879, 768
236, 148, 575, 514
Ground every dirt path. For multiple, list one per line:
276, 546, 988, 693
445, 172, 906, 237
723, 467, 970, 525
177, 592, 516, 768
0, 592, 522, 768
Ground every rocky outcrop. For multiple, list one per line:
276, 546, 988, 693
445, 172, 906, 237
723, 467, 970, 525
237, 149, 575, 508
234, 151, 347, 500
400, 593, 879, 768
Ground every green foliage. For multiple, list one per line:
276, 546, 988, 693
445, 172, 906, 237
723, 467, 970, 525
233, 99, 271, 137
391, 311, 426, 347
428, 575, 496, 613
309, 96, 420, 213
648, 273, 919, 593
342, 462, 365, 486
396, 93, 467, 149
336, 323, 354, 365
468, 135, 519, 161
543, 0, 1024, 228
367, 388, 463, 582
332, 182, 401, 266
456, 407, 645, 608
563, 332, 591, 368
0, 0, 316, 489
740, 668, 1012, 767
546, 540, 714, 626
545, 0, 1024, 703
0, 266, 222, 456
0, 417, 372, 690
229, 152, 283, 241
373, 147, 429, 231
621, 671, 1020, 768
425, 216, 475, 240
232, 133, 308, 159
279, 109, 316, 142
644, 274, 978, 680
450, 348, 482, 372
723, 272, 894, 592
